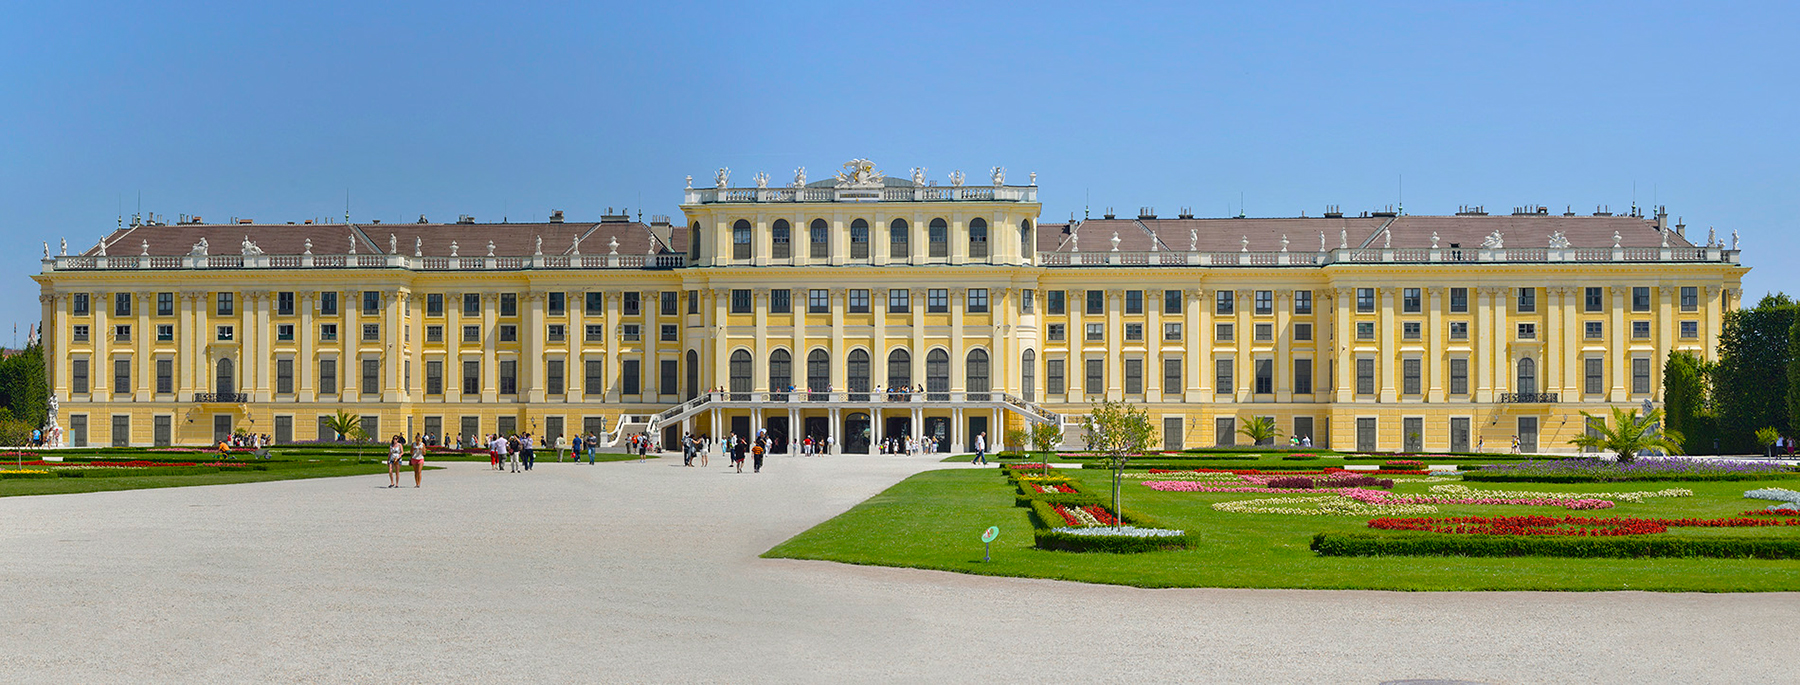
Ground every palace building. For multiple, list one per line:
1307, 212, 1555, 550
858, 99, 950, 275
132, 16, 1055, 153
32, 160, 1747, 453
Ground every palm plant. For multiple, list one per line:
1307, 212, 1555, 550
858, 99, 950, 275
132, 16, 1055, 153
1568, 406, 1683, 463
322, 409, 372, 460
1237, 416, 1282, 447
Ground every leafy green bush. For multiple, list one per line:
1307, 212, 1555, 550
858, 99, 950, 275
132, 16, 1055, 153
1462, 472, 1799, 484
1310, 532, 1800, 559
1281, 455, 1321, 461
1024, 500, 1189, 552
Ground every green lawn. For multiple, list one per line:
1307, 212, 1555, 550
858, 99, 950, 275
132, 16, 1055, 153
0, 460, 404, 497
764, 468, 1800, 591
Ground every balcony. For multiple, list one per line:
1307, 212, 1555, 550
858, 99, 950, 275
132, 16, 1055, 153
1499, 392, 1560, 403
193, 393, 249, 403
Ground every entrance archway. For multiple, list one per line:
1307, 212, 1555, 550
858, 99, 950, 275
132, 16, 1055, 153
844, 412, 871, 454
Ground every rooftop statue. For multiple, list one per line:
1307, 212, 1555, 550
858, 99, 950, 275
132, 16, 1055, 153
1547, 231, 1570, 249
1319, 231, 1326, 252
990, 166, 1005, 186
1479, 230, 1504, 249
1732, 229, 1739, 250
910, 167, 926, 188
1431, 231, 1440, 249
1241, 235, 1249, 252
486, 240, 496, 258
1281, 234, 1289, 252
190, 237, 210, 256
1339, 228, 1348, 249
141, 240, 149, 256
450, 241, 459, 257
793, 166, 806, 188
60, 238, 67, 256
948, 170, 965, 187
753, 171, 769, 189
304, 238, 313, 255
347, 234, 357, 254
535, 235, 543, 255
241, 236, 264, 256
571, 234, 581, 256
389, 234, 397, 254
715, 167, 730, 189
415, 236, 423, 257
834, 159, 884, 188
1191, 229, 1198, 252
96, 238, 106, 257
1110, 231, 1120, 252
1613, 231, 1622, 248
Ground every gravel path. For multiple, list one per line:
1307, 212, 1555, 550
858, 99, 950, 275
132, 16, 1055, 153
1, 454, 1793, 684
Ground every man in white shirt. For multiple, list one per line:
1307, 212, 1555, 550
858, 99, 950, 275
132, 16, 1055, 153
971, 432, 987, 465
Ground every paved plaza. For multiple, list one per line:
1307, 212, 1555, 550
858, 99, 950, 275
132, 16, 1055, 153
2, 453, 1793, 683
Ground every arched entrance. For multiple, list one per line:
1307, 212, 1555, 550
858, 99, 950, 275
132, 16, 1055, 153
844, 412, 871, 454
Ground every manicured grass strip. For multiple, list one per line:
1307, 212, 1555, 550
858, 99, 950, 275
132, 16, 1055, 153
0, 462, 408, 498
1312, 531, 1800, 559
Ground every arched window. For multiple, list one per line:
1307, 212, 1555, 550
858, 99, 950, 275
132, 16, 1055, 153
1020, 220, 1033, 262
772, 219, 791, 259
689, 222, 702, 261
1517, 357, 1537, 396
929, 218, 948, 258
850, 219, 870, 259
848, 349, 871, 401
969, 218, 989, 259
685, 349, 699, 400
729, 349, 752, 400
887, 349, 912, 397
889, 219, 910, 259
1021, 349, 1036, 402
809, 219, 830, 259
966, 349, 990, 401
732, 219, 752, 261
926, 349, 950, 401
807, 349, 830, 399
217, 358, 235, 395
769, 349, 792, 400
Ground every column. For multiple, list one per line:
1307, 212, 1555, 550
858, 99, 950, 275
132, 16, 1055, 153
1472, 288, 1491, 402
1426, 287, 1444, 402
447, 292, 466, 404
1106, 289, 1123, 400
828, 407, 841, 454
299, 292, 315, 401
1378, 288, 1397, 403
1333, 287, 1353, 403
1562, 286, 1579, 399
384, 292, 402, 402
1702, 286, 1721, 361
136, 292, 152, 402
1656, 285, 1676, 396
753, 289, 769, 392
1234, 289, 1250, 403
1274, 290, 1290, 402
1146, 289, 1163, 399
1067, 289, 1084, 398
92, 292, 109, 396
1492, 287, 1509, 397
1188, 287, 1204, 400
949, 287, 966, 393
909, 287, 924, 393
793, 286, 807, 392
344, 291, 360, 397
178, 293, 197, 397
603, 291, 619, 403
1543, 288, 1561, 396
644, 289, 659, 397
525, 291, 545, 402
711, 288, 728, 394
829, 288, 846, 393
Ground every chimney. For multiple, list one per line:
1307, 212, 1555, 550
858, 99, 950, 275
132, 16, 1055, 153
549, 210, 565, 223
1655, 205, 1668, 231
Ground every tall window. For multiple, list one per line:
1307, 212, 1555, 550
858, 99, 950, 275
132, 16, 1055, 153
1294, 290, 1312, 314
1019, 349, 1034, 402
966, 289, 988, 313
847, 349, 871, 396
968, 218, 988, 258
1355, 358, 1375, 395
498, 360, 517, 395
217, 292, 234, 316
583, 359, 602, 396
276, 359, 293, 395
848, 289, 870, 313
928, 289, 949, 313
158, 292, 175, 316
809, 219, 830, 258
157, 358, 174, 394
809, 289, 830, 314
1125, 290, 1143, 314
1356, 288, 1375, 313
1517, 287, 1536, 313
1254, 359, 1272, 394
772, 219, 791, 259
690, 222, 702, 260
465, 360, 481, 395
888, 289, 910, 314
362, 291, 380, 315
966, 349, 990, 400
1254, 290, 1273, 315
1215, 290, 1234, 315
1633, 287, 1651, 312
659, 360, 677, 397
926, 349, 949, 400
1124, 358, 1143, 394
1517, 357, 1537, 395
1586, 287, 1604, 312
1165, 290, 1182, 314
1632, 358, 1651, 393
1449, 358, 1469, 395
621, 360, 639, 396
499, 293, 517, 317
1402, 288, 1421, 313
733, 220, 753, 260
217, 358, 235, 395
73, 293, 89, 316
1293, 358, 1312, 394
426, 360, 444, 395
729, 350, 752, 399
548, 292, 565, 316
1085, 358, 1104, 393
1047, 290, 1065, 315
890, 219, 909, 259
1087, 290, 1104, 315
769, 350, 792, 394
850, 219, 870, 259
362, 358, 380, 396
928, 218, 948, 257
1402, 358, 1421, 395
1047, 358, 1065, 395
771, 289, 791, 314
1680, 286, 1698, 312
888, 349, 912, 391
622, 292, 639, 316
319, 358, 337, 395
661, 291, 678, 316
807, 350, 831, 395
1450, 287, 1468, 313
1215, 358, 1233, 394
1163, 357, 1181, 393
731, 289, 752, 314
114, 358, 131, 395
72, 359, 88, 394
1585, 358, 1604, 394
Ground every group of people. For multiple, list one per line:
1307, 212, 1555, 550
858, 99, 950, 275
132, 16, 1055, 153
680, 431, 771, 473
483, 433, 541, 472
386, 435, 426, 488
872, 435, 944, 456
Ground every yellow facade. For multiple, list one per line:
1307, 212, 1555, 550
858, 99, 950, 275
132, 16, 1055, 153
33, 162, 1746, 454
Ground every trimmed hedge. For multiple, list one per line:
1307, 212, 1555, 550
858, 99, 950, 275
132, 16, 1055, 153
1028, 500, 1191, 552
1311, 532, 1800, 559
1462, 472, 1800, 484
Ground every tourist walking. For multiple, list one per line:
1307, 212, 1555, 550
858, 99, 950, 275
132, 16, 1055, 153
730, 433, 746, 473
507, 434, 522, 472
752, 436, 766, 473
557, 433, 569, 462
699, 433, 710, 467
571, 433, 583, 462
971, 432, 987, 465
586, 432, 598, 464
387, 436, 404, 487
521, 433, 536, 471
411, 435, 425, 487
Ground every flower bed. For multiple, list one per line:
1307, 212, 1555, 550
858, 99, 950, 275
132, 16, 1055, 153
1427, 484, 1691, 504
1367, 514, 1797, 536
1466, 458, 1797, 483
1310, 531, 1800, 559
1, 469, 56, 479
1382, 460, 1426, 471
1212, 495, 1439, 516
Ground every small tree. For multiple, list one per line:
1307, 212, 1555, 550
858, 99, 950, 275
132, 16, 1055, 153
1028, 421, 1064, 476
1082, 401, 1155, 525
1569, 406, 1684, 463
1236, 416, 1281, 447
1755, 427, 1781, 458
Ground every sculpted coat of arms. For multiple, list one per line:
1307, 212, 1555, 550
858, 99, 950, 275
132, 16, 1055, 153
834, 159, 885, 188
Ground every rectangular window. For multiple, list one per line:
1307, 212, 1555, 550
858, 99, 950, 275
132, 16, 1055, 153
1449, 321, 1468, 340
1294, 290, 1312, 315
1215, 290, 1234, 315
584, 359, 603, 396
731, 289, 753, 314
465, 293, 483, 316
888, 289, 910, 313
1215, 323, 1233, 341
1449, 358, 1469, 395
498, 360, 517, 395
1402, 322, 1421, 340
72, 293, 89, 315
849, 289, 870, 313
216, 292, 234, 316
1047, 324, 1066, 341
1254, 290, 1273, 315
621, 324, 640, 341
361, 358, 380, 395
157, 358, 174, 394
276, 359, 293, 395
1215, 358, 1233, 394
622, 292, 640, 316
319, 292, 338, 315
621, 359, 641, 395
1517, 287, 1536, 313
1680, 321, 1698, 339
1585, 358, 1604, 395
687, 290, 700, 314
1402, 288, 1421, 313
660, 360, 678, 396
1254, 358, 1273, 394
319, 359, 337, 394
771, 289, 791, 314
1164, 357, 1182, 391
269, 291, 291, 317
72, 359, 88, 394
585, 324, 604, 342
454, 325, 476, 343
1632, 357, 1651, 393
157, 324, 173, 341
549, 292, 566, 316
543, 325, 561, 343
158, 292, 175, 316
113, 359, 130, 394
1125, 323, 1143, 341
1680, 286, 1698, 312
1085, 323, 1104, 341
584, 292, 604, 315
545, 360, 564, 395
1294, 358, 1312, 394
1216, 417, 1236, 447
1632, 321, 1651, 339
810, 289, 831, 314
661, 324, 678, 342
1356, 322, 1375, 340
1356, 288, 1375, 313
426, 360, 443, 395
277, 324, 294, 341
1125, 290, 1143, 314
1356, 358, 1375, 395
498, 325, 517, 342
499, 293, 517, 317
966, 288, 989, 313
1585, 321, 1604, 339
1087, 290, 1104, 315
661, 291, 678, 316
1164, 289, 1182, 314
463, 360, 480, 395
1449, 287, 1468, 313
113, 292, 132, 317
1632, 286, 1651, 312
73, 325, 90, 342
1585, 287, 1604, 312
1125, 358, 1143, 394
1294, 323, 1312, 341
1254, 323, 1272, 341
362, 323, 379, 341
1047, 290, 1065, 315
1021, 289, 1034, 314
1402, 358, 1421, 395
1164, 322, 1183, 340
1047, 358, 1065, 395
362, 291, 380, 315
1517, 323, 1536, 340
114, 325, 131, 342
927, 289, 948, 313
1085, 358, 1104, 391
216, 325, 233, 341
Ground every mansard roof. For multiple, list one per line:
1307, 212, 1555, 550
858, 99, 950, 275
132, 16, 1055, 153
82, 220, 676, 258
1036, 213, 1693, 253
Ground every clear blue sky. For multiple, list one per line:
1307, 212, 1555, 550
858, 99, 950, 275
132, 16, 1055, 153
3, 1, 1794, 338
